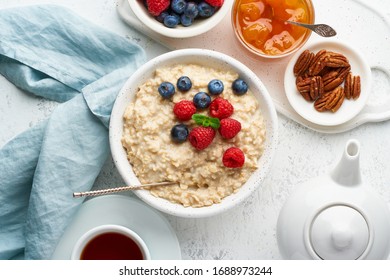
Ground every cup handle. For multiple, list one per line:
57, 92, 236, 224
358, 65, 390, 123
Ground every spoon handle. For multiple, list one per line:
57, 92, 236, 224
73, 181, 177, 198
286, 21, 337, 37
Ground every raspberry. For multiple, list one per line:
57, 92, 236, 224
205, 0, 224, 7
173, 100, 197, 121
189, 127, 216, 150
223, 147, 245, 168
146, 0, 170, 16
209, 97, 234, 119
219, 118, 241, 139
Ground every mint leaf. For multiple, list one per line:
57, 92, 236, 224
192, 114, 207, 125
207, 118, 221, 129
192, 114, 220, 129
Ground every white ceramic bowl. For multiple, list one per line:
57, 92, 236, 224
128, 0, 232, 38
109, 48, 278, 218
284, 40, 372, 126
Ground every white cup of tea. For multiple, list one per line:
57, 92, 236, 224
71, 224, 151, 260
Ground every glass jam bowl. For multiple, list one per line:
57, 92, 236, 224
232, 0, 315, 59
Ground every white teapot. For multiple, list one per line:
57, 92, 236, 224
277, 139, 390, 259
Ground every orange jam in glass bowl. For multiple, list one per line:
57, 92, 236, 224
232, 0, 315, 58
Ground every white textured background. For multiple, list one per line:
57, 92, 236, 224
0, 0, 389, 259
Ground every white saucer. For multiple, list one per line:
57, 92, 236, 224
284, 40, 372, 126
51, 195, 181, 260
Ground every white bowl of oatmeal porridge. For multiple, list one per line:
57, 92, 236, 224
109, 49, 278, 218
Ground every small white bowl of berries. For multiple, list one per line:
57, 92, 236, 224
129, 0, 232, 38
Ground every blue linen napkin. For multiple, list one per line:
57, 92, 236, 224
0, 5, 146, 259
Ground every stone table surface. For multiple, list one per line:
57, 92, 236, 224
1, 0, 389, 260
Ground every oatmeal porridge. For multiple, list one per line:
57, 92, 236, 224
122, 64, 266, 207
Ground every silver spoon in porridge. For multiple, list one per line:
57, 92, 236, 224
73, 181, 178, 198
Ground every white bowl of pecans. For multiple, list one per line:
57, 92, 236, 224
284, 40, 372, 126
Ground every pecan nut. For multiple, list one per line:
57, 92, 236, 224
344, 73, 361, 99
296, 76, 324, 101
309, 76, 324, 101
314, 86, 345, 112
352, 75, 361, 99
324, 51, 350, 68
344, 72, 352, 99
308, 49, 327, 76
293, 50, 314, 76
323, 66, 351, 92
308, 50, 350, 76
296, 77, 312, 101
296, 75, 304, 85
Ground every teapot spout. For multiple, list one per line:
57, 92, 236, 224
330, 139, 362, 186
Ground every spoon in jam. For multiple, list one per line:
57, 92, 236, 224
285, 21, 337, 37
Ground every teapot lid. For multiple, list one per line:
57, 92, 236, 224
308, 205, 370, 260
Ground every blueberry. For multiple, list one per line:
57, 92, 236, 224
180, 14, 193, 26
193, 92, 211, 109
177, 76, 192, 91
171, 12, 181, 23
158, 82, 175, 99
232, 79, 248, 95
208, 79, 224, 95
198, 2, 215, 18
184, 2, 199, 19
171, 0, 187, 14
164, 15, 180, 28
171, 124, 189, 143
156, 11, 169, 23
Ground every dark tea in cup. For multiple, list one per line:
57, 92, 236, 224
71, 225, 150, 260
